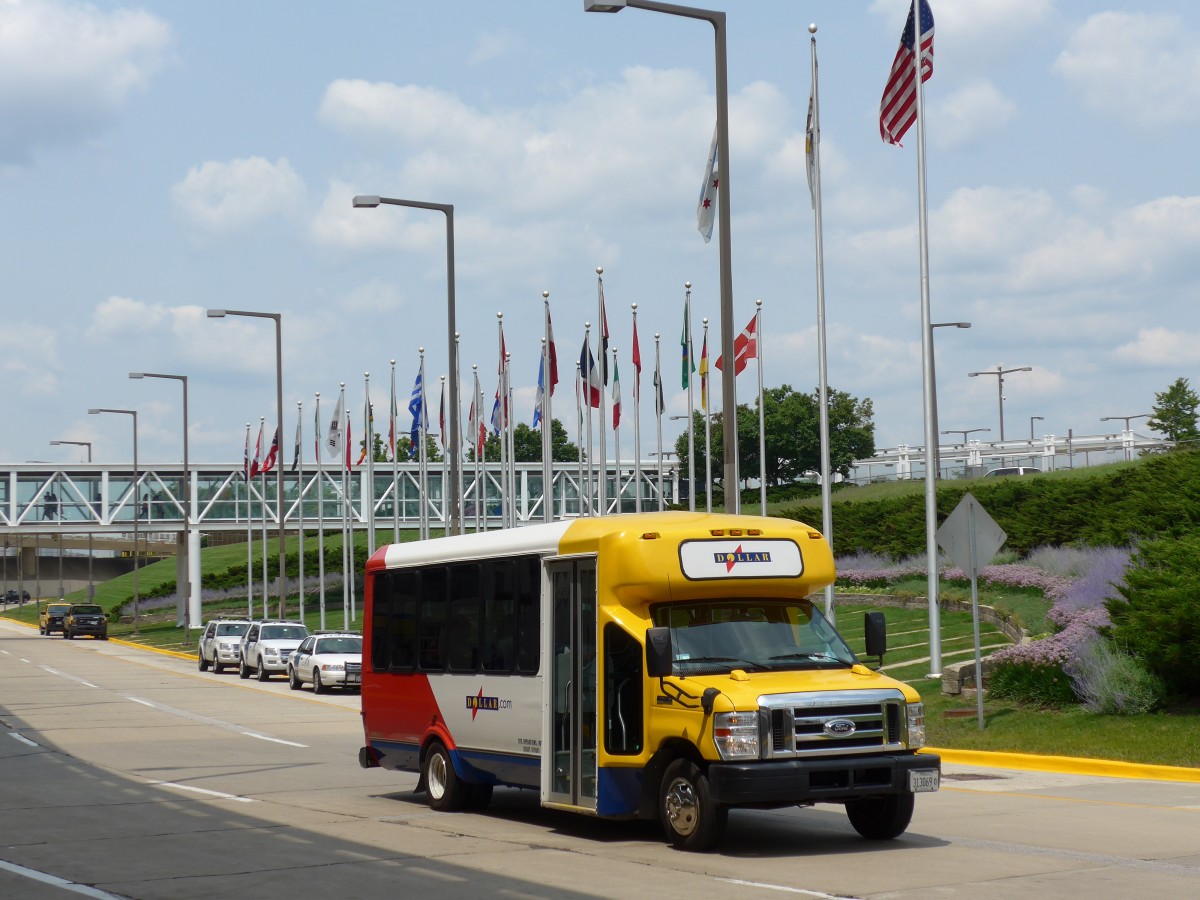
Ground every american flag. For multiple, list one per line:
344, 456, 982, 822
879, 0, 935, 146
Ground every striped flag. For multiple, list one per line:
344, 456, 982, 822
714, 313, 758, 376
879, 0, 935, 146
696, 124, 718, 242
699, 332, 709, 410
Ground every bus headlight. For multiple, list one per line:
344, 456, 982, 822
713, 711, 759, 760
907, 702, 926, 748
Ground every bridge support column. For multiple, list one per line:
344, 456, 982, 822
189, 529, 202, 629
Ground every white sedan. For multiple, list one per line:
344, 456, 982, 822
288, 633, 362, 693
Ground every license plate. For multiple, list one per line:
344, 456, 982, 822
909, 769, 939, 793
345, 672, 361, 684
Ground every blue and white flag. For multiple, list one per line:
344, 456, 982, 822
408, 364, 427, 457
532, 354, 545, 428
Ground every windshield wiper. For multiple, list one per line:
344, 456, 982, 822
767, 651, 847, 664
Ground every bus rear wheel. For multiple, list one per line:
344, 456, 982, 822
424, 741, 468, 812
846, 792, 914, 840
659, 758, 726, 851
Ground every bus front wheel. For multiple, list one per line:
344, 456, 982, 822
846, 792, 914, 840
659, 758, 726, 851
424, 741, 468, 812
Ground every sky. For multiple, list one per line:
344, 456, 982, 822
4, 0, 1199, 469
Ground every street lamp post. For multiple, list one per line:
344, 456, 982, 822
129, 372, 192, 630
352, 194, 462, 535
50, 440, 94, 599
928, 322, 971, 468
940, 428, 990, 445
1029, 416, 1044, 441
87, 408, 139, 633
585, 0, 740, 509
207, 309, 286, 617
1101, 413, 1151, 461
968, 364, 1032, 443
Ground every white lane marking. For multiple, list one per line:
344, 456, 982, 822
146, 780, 255, 803
242, 731, 308, 748
123, 695, 308, 748
9, 732, 39, 747
0, 858, 127, 899
716, 878, 850, 898
39, 665, 97, 687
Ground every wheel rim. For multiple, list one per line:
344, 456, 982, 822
428, 752, 448, 801
664, 777, 699, 837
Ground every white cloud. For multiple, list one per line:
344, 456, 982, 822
87, 295, 172, 338
1054, 12, 1200, 127
341, 278, 406, 314
0, 320, 57, 393
931, 80, 1017, 150
1115, 327, 1200, 367
170, 156, 305, 233
468, 28, 520, 65
870, 0, 1052, 72
0, 0, 171, 164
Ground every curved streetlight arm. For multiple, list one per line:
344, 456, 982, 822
50, 440, 92, 461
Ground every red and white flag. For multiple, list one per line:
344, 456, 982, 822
261, 427, 279, 474
249, 422, 264, 478
546, 304, 559, 394
696, 124, 718, 242
631, 318, 642, 401
879, 0, 935, 146
714, 314, 758, 376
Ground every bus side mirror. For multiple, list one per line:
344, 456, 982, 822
864, 612, 886, 661
646, 627, 673, 678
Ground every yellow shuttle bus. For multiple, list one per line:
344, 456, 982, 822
359, 511, 940, 851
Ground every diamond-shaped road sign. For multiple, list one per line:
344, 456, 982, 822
936, 492, 1007, 576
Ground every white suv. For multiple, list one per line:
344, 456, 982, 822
198, 618, 251, 673
239, 620, 309, 682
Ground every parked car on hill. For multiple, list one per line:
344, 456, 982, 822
984, 466, 1040, 477
239, 620, 308, 681
39, 601, 72, 635
198, 618, 252, 673
287, 632, 362, 693
63, 604, 108, 640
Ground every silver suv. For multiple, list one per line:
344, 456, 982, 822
198, 618, 252, 673
239, 620, 309, 682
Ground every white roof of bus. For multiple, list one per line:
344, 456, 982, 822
379, 519, 573, 568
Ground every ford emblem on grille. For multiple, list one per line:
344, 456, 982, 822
824, 719, 856, 736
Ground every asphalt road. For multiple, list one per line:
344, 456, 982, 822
2, 618, 1198, 899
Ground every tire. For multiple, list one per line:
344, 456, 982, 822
313, 670, 325, 694
256, 657, 270, 681
38, 625, 44, 635
239, 657, 251, 679
846, 793, 915, 840
288, 666, 301, 690
659, 758, 727, 852
65, 629, 73, 640
424, 741, 469, 812
213, 660, 224, 674
198, 652, 209, 672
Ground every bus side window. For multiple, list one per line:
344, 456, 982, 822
419, 567, 448, 671
448, 564, 481, 672
515, 556, 540, 674
370, 571, 393, 671
603, 624, 643, 755
482, 559, 514, 673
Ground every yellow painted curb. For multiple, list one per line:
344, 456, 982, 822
925, 746, 1200, 783
108, 637, 195, 660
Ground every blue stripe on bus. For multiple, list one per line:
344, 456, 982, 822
597, 767, 643, 817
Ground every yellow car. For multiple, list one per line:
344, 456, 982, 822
39, 601, 72, 636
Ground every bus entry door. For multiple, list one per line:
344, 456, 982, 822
545, 558, 597, 810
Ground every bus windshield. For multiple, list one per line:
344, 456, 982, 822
651, 598, 856, 674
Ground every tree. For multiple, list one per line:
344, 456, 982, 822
359, 430, 441, 463
1147, 377, 1200, 446
469, 419, 578, 463
675, 385, 875, 489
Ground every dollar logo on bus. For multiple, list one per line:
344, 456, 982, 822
466, 688, 511, 719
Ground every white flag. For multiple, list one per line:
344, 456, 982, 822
326, 392, 344, 459
696, 124, 718, 243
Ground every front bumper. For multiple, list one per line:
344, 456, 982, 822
69, 621, 108, 637
214, 646, 241, 663
707, 752, 940, 806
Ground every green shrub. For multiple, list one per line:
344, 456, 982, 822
1105, 533, 1200, 696
1065, 637, 1163, 715
987, 661, 1077, 707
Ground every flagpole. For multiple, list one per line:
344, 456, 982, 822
654, 333, 664, 512
364, 371, 375, 558
296, 400, 304, 624
756, 300, 767, 512
631, 304, 642, 513
244, 422, 252, 618
542, 291, 554, 523
505, 350, 515, 527
455, 332, 464, 533
390, 360, 399, 544
809, 25, 836, 620
440, 374, 448, 531
584, 323, 594, 516
575, 361, 584, 517
419, 349, 429, 541
685, 282, 696, 512
339, 384, 349, 631
315, 392, 326, 631
703, 318, 713, 513
912, 1, 942, 675
495, 314, 506, 529
612, 346, 621, 512
596, 269, 608, 517
259, 416, 268, 619
471, 365, 481, 532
